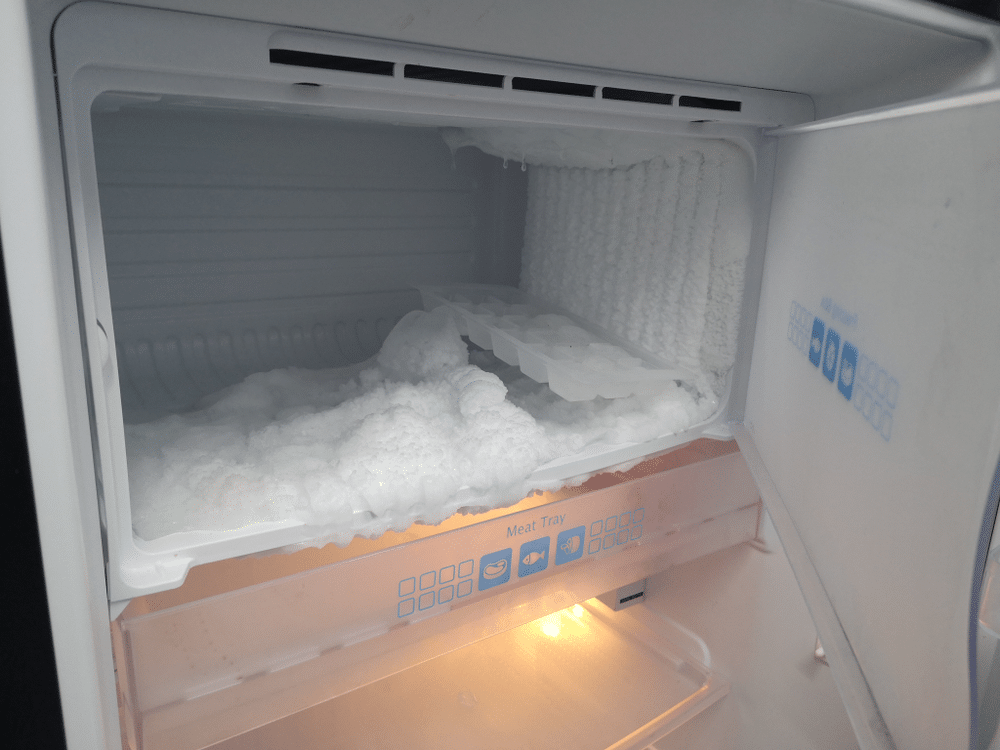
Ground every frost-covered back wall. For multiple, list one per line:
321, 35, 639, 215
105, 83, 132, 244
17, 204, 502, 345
447, 129, 754, 398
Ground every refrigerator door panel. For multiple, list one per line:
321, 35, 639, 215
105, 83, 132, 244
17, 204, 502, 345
739, 93, 1000, 750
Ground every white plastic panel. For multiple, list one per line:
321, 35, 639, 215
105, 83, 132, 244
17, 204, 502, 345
743, 93, 1000, 749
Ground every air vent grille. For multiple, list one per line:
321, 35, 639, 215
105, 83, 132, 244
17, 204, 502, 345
678, 95, 741, 112
268, 48, 744, 116
404, 64, 503, 88
602, 87, 674, 106
269, 49, 394, 77
511, 77, 596, 98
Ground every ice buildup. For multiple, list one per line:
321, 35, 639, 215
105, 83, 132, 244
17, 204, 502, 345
126, 308, 716, 543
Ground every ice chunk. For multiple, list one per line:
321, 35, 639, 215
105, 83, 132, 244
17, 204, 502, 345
376, 309, 468, 383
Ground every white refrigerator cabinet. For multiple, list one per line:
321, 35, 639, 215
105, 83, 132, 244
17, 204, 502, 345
2, 1, 1000, 749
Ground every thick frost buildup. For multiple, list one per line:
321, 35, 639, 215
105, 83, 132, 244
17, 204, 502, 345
518, 141, 753, 397
126, 310, 715, 542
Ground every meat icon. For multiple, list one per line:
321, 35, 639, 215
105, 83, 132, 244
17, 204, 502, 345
560, 535, 581, 555
482, 559, 508, 580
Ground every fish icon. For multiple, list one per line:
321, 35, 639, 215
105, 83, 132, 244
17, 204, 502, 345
522, 550, 546, 566
560, 535, 581, 555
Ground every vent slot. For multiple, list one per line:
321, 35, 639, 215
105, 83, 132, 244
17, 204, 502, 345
602, 87, 674, 106
403, 64, 503, 88
678, 95, 741, 112
269, 49, 395, 77
511, 77, 596, 98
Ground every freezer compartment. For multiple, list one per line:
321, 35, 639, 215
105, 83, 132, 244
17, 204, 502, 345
206, 599, 728, 750
56, 1, 777, 601
111, 444, 760, 750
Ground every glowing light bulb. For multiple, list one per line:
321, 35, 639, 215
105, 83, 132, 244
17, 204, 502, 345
571, 604, 585, 617
541, 621, 561, 638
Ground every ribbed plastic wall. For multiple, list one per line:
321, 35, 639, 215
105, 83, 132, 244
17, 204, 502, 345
91, 104, 527, 422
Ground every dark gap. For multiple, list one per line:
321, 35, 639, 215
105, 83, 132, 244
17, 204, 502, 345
0, 227, 67, 749
511, 77, 595, 98
619, 591, 645, 604
602, 87, 673, 106
404, 64, 503, 88
269, 49, 394, 77
678, 95, 742, 112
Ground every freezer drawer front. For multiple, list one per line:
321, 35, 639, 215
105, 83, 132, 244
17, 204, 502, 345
742, 94, 1000, 750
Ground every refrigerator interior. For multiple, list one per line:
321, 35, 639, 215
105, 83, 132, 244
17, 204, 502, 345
52, 4, 828, 748
5, 1, 1000, 749
53, 2, 820, 610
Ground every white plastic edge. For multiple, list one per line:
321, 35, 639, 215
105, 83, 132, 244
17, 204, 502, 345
769, 83, 1000, 136
732, 422, 896, 750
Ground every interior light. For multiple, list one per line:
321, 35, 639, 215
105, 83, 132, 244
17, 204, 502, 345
541, 621, 561, 638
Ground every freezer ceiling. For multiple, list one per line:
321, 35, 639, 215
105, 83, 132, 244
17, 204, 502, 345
129, 0, 997, 118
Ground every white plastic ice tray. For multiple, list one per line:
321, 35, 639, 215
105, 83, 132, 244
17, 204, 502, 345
419, 284, 695, 401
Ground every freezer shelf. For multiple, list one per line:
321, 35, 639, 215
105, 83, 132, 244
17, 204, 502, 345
206, 599, 728, 750
111, 444, 759, 750
419, 284, 698, 401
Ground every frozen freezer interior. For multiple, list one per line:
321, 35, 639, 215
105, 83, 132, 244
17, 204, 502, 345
87, 99, 756, 566
54, 3, 804, 601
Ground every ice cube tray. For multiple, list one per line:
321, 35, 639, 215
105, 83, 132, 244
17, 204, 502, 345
418, 284, 696, 401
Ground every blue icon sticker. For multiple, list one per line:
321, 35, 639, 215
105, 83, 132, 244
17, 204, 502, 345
588, 538, 602, 554
398, 577, 416, 597
458, 560, 474, 578
838, 341, 858, 401
419, 571, 436, 590
788, 301, 900, 443
478, 548, 512, 591
590, 520, 603, 537
438, 585, 454, 604
518, 537, 551, 578
457, 579, 473, 597
418, 591, 435, 611
633, 508, 644, 523
822, 328, 841, 382
439, 565, 455, 584
809, 318, 826, 367
398, 598, 415, 618
555, 526, 586, 566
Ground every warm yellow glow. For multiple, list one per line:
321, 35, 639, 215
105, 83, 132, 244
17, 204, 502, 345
535, 603, 591, 640
541, 621, 561, 638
